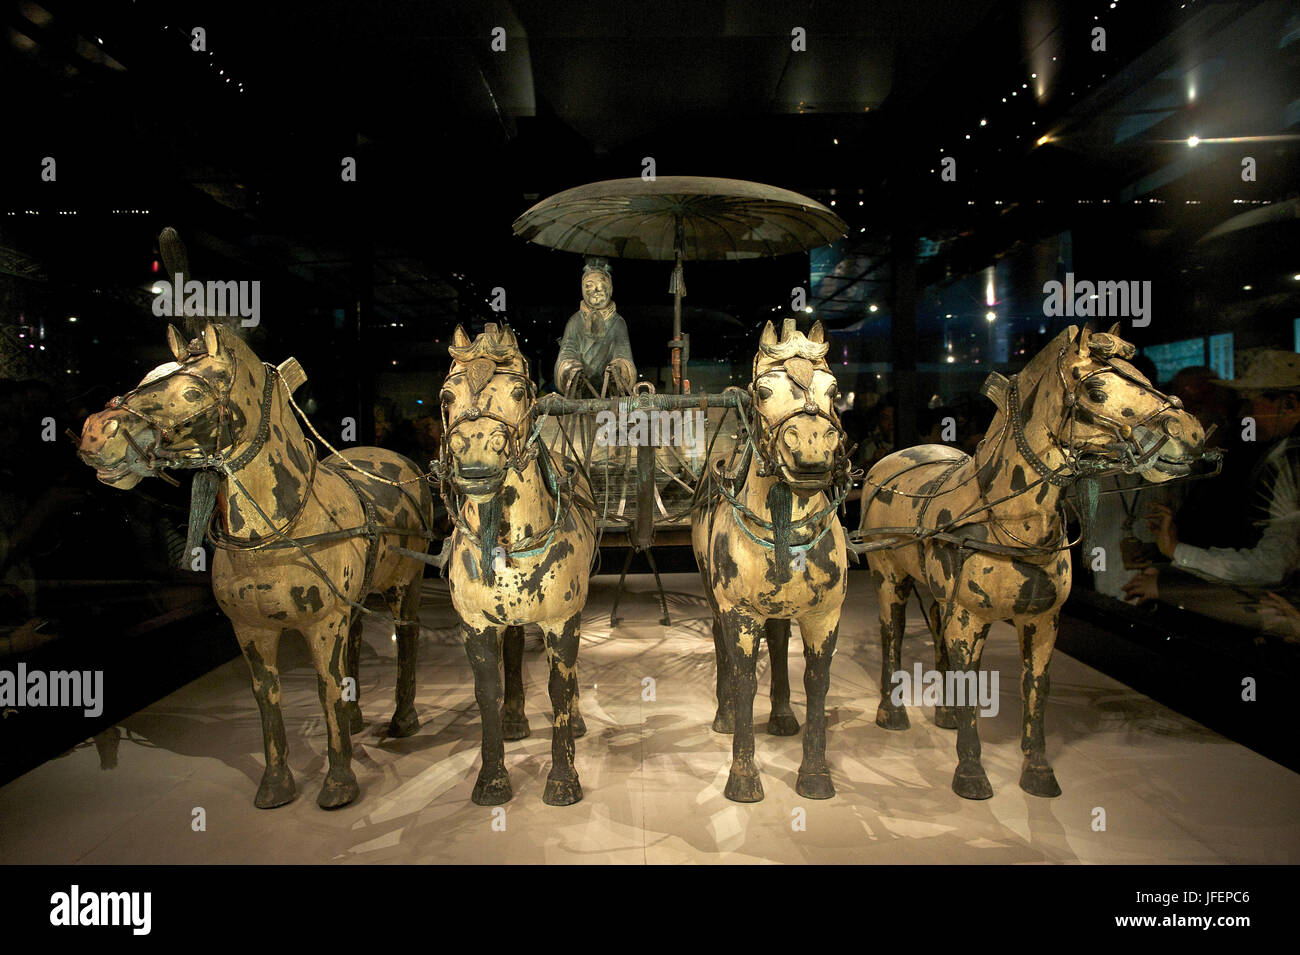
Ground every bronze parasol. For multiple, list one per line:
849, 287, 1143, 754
512, 176, 847, 392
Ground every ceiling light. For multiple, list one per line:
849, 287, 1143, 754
986, 310, 996, 322
1187, 135, 1200, 147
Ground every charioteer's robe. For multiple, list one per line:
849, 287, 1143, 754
554, 301, 636, 395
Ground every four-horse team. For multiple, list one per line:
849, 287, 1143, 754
76, 316, 1212, 811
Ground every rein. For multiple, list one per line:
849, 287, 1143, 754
700, 370, 855, 558
853, 344, 1189, 561
107, 348, 434, 616
434, 364, 595, 578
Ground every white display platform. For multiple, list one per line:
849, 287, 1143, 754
1, 572, 1296, 864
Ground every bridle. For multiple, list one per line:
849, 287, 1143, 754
91, 344, 277, 477
1013, 344, 1188, 486
702, 364, 856, 561
434, 362, 540, 491
747, 366, 853, 494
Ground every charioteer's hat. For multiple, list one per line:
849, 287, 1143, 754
582, 256, 613, 280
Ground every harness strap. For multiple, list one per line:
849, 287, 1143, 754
330, 465, 382, 601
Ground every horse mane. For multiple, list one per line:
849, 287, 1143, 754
448, 323, 528, 395
449, 323, 523, 365
753, 318, 830, 379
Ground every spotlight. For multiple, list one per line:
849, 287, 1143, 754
1187, 136, 1200, 147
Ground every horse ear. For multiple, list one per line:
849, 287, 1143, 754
1075, 323, 1093, 357
760, 321, 778, 347
452, 325, 470, 348
166, 325, 187, 362
203, 323, 220, 358
780, 317, 797, 341
1107, 322, 1122, 337
808, 321, 825, 343
503, 326, 518, 349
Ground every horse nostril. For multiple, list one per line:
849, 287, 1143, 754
104, 419, 119, 437
451, 434, 469, 454
489, 432, 506, 454
783, 428, 799, 449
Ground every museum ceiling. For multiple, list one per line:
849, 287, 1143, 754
1, 0, 1296, 343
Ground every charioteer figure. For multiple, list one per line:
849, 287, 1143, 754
554, 256, 637, 397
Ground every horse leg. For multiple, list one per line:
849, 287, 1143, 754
384, 583, 421, 738
541, 612, 583, 806
932, 599, 958, 729
463, 621, 511, 805
237, 625, 296, 809
723, 610, 765, 803
873, 562, 913, 730
796, 608, 840, 799
710, 614, 734, 734
345, 610, 364, 735
1017, 612, 1062, 797
945, 613, 993, 800
765, 618, 800, 736
500, 625, 531, 740
306, 611, 360, 808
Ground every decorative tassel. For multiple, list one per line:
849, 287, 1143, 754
185, 470, 221, 569
767, 481, 793, 581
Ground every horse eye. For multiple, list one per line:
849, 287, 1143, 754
1087, 388, 1107, 403
183, 389, 203, 402
757, 385, 773, 401
440, 390, 454, 406
512, 385, 525, 402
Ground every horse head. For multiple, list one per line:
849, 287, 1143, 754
988, 323, 1207, 483
439, 322, 535, 500
749, 318, 847, 493
77, 322, 261, 489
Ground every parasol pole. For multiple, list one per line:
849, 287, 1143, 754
669, 213, 686, 393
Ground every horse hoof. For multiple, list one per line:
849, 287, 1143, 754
767, 709, 801, 736
317, 772, 360, 810
724, 768, 765, 803
1019, 761, 1062, 798
934, 706, 958, 730
875, 703, 910, 731
952, 762, 994, 800
471, 770, 512, 806
796, 771, 835, 799
571, 711, 587, 739
254, 767, 297, 809
501, 717, 531, 741
712, 710, 735, 735
347, 706, 365, 736
542, 775, 583, 806
386, 709, 420, 739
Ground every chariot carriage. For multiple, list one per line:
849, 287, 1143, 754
512, 176, 848, 622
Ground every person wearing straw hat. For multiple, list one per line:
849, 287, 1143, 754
1124, 349, 1300, 598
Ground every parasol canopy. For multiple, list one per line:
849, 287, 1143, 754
512, 176, 846, 261
512, 177, 846, 392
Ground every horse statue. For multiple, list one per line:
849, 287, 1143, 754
693, 318, 851, 802
77, 321, 434, 809
437, 323, 596, 806
858, 323, 1209, 799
